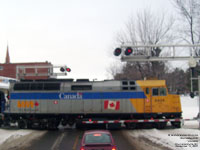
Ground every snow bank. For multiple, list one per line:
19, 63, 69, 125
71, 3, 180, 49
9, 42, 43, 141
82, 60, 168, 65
0, 129, 33, 145
181, 95, 199, 119
128, 128, 200, 150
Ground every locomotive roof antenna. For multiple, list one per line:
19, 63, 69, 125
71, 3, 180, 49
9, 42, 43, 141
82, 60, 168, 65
113, 43, 200, 129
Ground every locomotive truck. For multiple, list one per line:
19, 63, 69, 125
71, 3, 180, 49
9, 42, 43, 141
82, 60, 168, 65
0, 78, 182, 129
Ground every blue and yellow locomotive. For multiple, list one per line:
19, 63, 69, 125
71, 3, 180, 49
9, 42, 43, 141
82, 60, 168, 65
0, 78, 182, 129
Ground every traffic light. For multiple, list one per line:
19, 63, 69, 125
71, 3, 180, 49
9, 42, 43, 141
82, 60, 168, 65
114, 48, 122, 56
125, 47, 133, 56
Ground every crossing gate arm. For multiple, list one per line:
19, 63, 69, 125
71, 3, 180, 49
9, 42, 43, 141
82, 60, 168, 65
82, 118, 182, 124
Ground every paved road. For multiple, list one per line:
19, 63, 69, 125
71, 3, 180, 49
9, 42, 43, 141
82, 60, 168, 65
20, 129, 136, 150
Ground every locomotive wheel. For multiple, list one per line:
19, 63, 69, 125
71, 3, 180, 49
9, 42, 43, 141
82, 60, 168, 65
155, 122, 167, 129
27, 122, 33, 129
0, 120, 3, 127
47, 120, 59, 130
61, 120, 68, 126
171, 121, 181, 128
18, 120, 26, 129
125, 123, 137, 129
68, 119, 75, 126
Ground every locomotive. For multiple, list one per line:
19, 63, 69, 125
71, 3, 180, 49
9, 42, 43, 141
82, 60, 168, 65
0, 78, 182, 129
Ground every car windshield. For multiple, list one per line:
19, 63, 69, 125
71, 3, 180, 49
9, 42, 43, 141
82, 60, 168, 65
84, 133, 112, 144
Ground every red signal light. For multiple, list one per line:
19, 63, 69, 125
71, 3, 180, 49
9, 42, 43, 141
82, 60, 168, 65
114, 48, 122, 56
66, 68, 71, 72
125, 47, 133, 56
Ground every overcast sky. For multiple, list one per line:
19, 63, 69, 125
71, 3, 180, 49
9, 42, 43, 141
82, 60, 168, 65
0, 0, 174, 80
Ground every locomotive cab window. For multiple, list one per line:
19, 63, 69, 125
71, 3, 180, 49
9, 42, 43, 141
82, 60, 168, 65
160, 87, 167, 96
145, 88, 149, 94
152, 88, 159, 96
152, 88, 167, 96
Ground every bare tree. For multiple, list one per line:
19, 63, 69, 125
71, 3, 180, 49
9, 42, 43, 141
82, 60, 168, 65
110, 9, 175, 80
173, 0, 200, 55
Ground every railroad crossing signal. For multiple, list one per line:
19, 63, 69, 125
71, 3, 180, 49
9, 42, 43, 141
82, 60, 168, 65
16, 65, 71, 79
114, 47, 133, 56
60, 66, 71, 73
114, 43, 200, 129
114, 44, 200, 62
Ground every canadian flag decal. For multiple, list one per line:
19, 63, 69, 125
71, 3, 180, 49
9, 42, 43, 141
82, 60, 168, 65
104, 100, 120, 110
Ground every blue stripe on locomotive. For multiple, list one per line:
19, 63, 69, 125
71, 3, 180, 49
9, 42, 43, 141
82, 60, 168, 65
10, 92, 146, 100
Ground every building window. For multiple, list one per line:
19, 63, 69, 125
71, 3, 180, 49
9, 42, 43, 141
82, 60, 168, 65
0, 66, 3, 71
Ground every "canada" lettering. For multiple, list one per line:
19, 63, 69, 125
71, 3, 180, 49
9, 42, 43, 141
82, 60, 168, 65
59, 93, 83, 100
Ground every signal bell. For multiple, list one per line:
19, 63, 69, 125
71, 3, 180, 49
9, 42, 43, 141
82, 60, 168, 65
114, 48, 122, 56
125, 47, 133, 56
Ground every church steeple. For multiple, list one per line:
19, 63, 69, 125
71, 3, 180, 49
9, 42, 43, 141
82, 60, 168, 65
5, 45, 10, 64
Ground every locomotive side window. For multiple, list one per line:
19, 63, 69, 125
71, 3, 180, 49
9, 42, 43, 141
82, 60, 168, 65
43, 83, 60, 90
160, 88, 167, 96
30, 83, 43, 90
130, 87, 136, 90
130, 81, 135, 85
14, 83, 30, 91
71, 85, 92, 91
122, 87, 128, 90
122, 81, 128, 85
152, 88, 159, 96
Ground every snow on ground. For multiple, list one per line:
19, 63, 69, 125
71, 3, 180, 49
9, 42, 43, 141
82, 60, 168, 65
127, 95, 200, 150
0, 129, 33, 145
0, 129, 46, 150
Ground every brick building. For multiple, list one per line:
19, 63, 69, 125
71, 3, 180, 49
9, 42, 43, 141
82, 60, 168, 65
0, 46, 52, 80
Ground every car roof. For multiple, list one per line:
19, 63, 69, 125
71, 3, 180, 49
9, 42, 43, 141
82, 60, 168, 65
84, 130, 111, 135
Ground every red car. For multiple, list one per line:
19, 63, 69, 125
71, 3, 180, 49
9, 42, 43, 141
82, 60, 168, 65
80, 130, 117, 150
